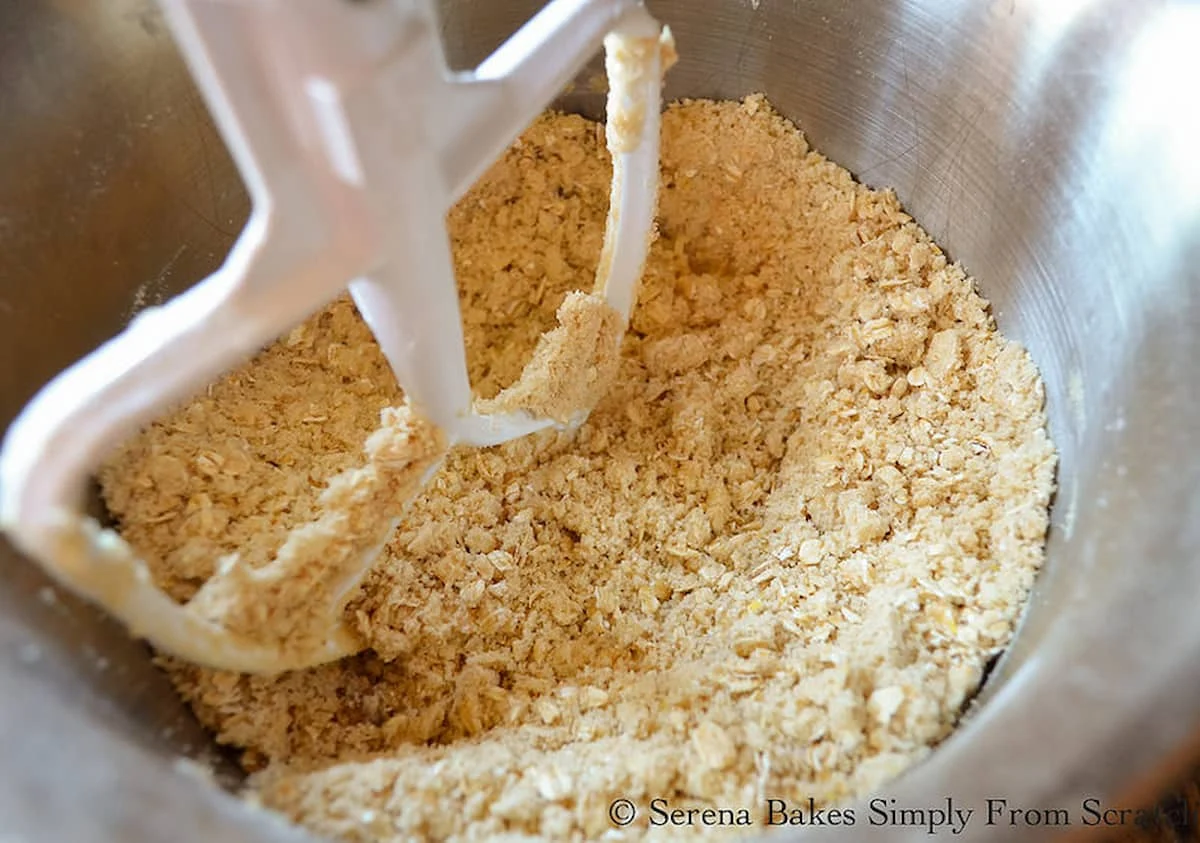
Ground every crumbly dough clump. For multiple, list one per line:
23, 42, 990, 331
479, 291, 623, 425
100, 97, 1056, 842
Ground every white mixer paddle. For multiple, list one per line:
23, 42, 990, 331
0, 0, 673, 674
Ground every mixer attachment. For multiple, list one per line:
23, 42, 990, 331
0, 0, 673, 673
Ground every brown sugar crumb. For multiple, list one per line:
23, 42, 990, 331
100, 96, 1056, 841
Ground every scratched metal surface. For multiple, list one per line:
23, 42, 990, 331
1, 0, 1199, 842
0, 0, 245, 783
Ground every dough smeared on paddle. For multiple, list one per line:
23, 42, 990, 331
478, 291, 623, 425
186, 403, 446, 660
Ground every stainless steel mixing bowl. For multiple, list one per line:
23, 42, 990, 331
2, 1, 1197, 841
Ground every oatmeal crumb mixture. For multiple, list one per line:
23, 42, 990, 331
100, 96, 1056, 841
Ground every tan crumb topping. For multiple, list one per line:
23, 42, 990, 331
99, 96, 1056, 842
